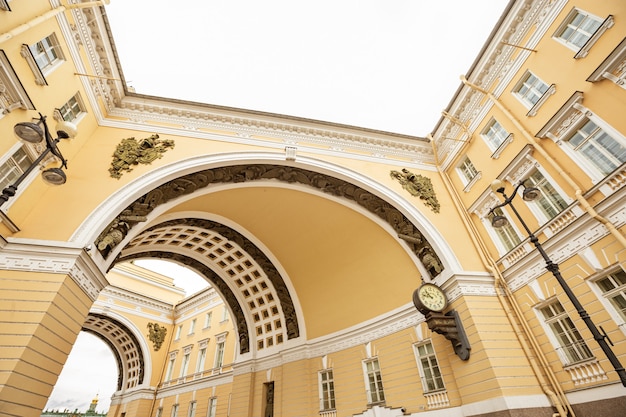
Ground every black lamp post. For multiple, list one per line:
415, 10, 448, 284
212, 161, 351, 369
489, 179, 626, 387
0, 112, 76, 208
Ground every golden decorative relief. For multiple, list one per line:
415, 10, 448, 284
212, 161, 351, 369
147, 322, 167, 351
109, 134, 175, 179
390, 168, 440, 213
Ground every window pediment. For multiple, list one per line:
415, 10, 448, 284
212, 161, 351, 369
0, 50, 35, 114
536, 91, 585, 141
587, 37, 626, 88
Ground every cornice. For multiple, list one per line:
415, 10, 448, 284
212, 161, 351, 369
433, 0, 568, 168
0, 239, 107, 300
65, 6, 435, 166
98, 285, 174, 316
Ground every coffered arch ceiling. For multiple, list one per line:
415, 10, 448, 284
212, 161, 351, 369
96, 164, 445, 351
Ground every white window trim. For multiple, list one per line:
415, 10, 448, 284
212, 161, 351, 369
499, 146, 573, 225
552, 8, 613, 58
587, 36, 626, 89
480, 118, 513, 156
0, 50, 35, 116
574, 15, 614, 59
470, 192, 524, 256
537, 91, 626, 182
54, 92, 87, 124
533, 298, 595, 366
512, 71, 555, 116
318, 369, 336, 411
362, 358, 385, 405
20, 35, 66, 86
587, 265, 626, 337
0, 0, 10, 11
456, 157, 482, 192
413, 341, 446, 394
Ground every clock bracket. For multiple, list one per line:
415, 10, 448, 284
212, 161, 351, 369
424, 309, 471, 361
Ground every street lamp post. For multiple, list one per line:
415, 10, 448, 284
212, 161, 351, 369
0, 112, 76, 208
489, 179, 626, 387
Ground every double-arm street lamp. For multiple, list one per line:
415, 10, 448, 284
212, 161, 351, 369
0, 112, 77, 208
489, 179, 626, 387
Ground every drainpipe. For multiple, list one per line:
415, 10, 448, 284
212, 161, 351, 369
460, 76, 626, 249
0, 1, 110, 45
429, 137, 573, 417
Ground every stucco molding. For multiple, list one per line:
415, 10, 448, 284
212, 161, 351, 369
0, 239, 107, 301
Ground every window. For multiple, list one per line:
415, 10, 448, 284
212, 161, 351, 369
221, 306, 229, 322
564, 119, 626, 176
180, 352, 190, 377
196, 347, 206, 373
58, 93, 85, 122
0, 50, 36, 115
165, 355, 176, 381
364, 359, 385, 404
170, 404, 178, 417
596, 270, 626, 322
207, 398, 217, 417
481, 119, 510, 150
175, 325, 182, 340
554, 8, 614, 58
203, 312, 212, 329
21, 34, 64, 85
214, 341, 225, 368
488, 207, 521, 251
187, 402, 196, 417
524, 169, 568, 221
540, 301, 593, 365
0, 147, 33, 192
457, 157, 480, 190
30, 35, 62, 72
155, 407, 163, 417
188, 319, 196, 335
513, 71, 554, 116
514, 72, 549, 107
555, 9, 602, 51
318, 370, 336, 411
415, 341, 445, 392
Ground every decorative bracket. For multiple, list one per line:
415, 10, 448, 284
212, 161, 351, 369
425, 309, 470, 360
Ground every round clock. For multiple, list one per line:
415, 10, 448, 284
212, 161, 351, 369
412, 283, 447, 314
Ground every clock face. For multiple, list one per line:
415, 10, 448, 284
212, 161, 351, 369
413, 283, 447, 313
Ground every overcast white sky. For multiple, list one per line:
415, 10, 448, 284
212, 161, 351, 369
105, 0, 508, 136
47, 0, 508, 412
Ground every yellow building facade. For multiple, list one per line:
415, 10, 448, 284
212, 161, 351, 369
0, 1, 625, 417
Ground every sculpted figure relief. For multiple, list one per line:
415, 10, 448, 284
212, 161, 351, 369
390, 168, 440, 213
109, 135, 175, 179
96, 164, 444, 280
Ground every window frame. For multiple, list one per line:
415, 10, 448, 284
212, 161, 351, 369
0, 50, 36, 116
487, 206, 522, 253
187, 401, 196, 417
456, 156, 481, 192
21, 34, 65, 85
56, 92, 86, 123
481, 118, 513, 157
589, 267, 626, 336
537, 299, 594, 365
207, 398, 217, 417
553, 8, 614, 58
537, 92, 626, 182
414, 341, 445, 393
318, 369, 336, 411
362, 358, 385, 405
512, 71, 555, 116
